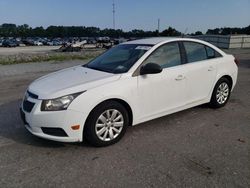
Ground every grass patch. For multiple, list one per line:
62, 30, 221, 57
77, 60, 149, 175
0, 50, 104, 65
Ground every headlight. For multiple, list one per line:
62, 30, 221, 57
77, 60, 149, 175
41, 92, 84, 111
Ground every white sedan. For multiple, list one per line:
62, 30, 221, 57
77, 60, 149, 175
20, 38, 238, 146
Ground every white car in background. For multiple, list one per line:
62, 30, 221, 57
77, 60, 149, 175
34, 41, 43, 46
20, 38, 238, 147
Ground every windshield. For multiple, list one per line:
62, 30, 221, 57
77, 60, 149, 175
84, 44, 152, 74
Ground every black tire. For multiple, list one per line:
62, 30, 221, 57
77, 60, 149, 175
83, 101, 129, 147
209, 77, 232, 108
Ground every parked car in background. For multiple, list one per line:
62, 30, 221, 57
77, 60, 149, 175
53, 40, 63, 46
22, 38, 35, 46
20, 38, 238, 147
15, 38, 26, 47
2, 39, 18, 47
114, 38, 128, 45
34, 41, 43, 46
47, 40, 63, 46
47, 41, 53, 46
87, 38, 97, 44
97, 37, 110, 43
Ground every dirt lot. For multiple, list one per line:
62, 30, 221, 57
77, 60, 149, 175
0, 49, 249, 188
0, 46, 60, 56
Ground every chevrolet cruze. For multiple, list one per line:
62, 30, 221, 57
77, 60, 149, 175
20, 38, 238, 147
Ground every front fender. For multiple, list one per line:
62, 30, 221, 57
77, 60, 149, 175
68, 77, 138, 139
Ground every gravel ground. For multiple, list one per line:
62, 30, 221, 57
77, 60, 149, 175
0, 46, 60, 56
0, 60, 88, 105
0, 49, 249, 188
0, 60, 86, 78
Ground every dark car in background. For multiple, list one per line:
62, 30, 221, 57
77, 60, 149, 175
2, 39, 18, 47
22, 38, 35, 46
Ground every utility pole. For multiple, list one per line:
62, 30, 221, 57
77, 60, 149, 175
183, 28, 188, 37
157, 18, 160, 36
112, 0, 116, 30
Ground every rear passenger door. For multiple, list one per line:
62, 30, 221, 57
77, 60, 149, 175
182, 41, 220, 104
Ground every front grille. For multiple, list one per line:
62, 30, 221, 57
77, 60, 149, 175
23, 100, 35, 112
27, 91, 39, 99
41, 127, 68, 137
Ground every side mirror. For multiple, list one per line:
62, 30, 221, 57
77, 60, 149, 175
140, 63, 163, 75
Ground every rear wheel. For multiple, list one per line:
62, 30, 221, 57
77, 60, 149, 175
83, 101, 129, 147
209, 77, 231, 108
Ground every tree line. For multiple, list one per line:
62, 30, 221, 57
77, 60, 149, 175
0, 24, 181, 38
206, 25, 250, 35
0, 23, 249, 38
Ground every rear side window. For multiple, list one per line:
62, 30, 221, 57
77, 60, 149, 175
205, 46, 222, 59
183, 42, 207, 63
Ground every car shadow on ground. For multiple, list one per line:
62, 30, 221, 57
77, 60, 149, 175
0, 99, 217, 149
0, 99, 92, 148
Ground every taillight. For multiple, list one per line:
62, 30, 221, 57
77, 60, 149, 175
234, 58, 240, 66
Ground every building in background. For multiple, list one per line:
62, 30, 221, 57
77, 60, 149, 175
192, 35, 250, 49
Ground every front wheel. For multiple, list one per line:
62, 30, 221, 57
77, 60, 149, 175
83, 101, 129, 147
209, 78, 231, 108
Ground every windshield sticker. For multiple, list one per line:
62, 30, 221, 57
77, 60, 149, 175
135, 46, 152, 50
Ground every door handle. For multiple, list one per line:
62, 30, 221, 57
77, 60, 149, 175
175, 75, 185, 81
208, 66, 214, 71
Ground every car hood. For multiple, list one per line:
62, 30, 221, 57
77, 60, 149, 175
28, 66, 120, 99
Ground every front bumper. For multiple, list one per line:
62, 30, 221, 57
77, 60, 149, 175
20, 97, 85, 143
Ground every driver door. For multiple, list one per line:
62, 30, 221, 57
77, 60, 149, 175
136, 42, 187, 122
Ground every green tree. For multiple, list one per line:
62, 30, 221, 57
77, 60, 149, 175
160, 27, 181, 36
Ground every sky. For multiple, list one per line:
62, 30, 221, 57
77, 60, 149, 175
0, 0, 249, 33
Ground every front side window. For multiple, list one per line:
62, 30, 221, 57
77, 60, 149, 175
143, 42, 181, 69
85, 44, 151, 74
184, 42, 207, 63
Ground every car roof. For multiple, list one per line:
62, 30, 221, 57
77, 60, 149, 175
123, 37, 215, 46
122, 37, 226, 56
123, 37, 180, 45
